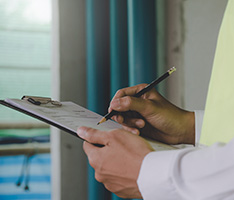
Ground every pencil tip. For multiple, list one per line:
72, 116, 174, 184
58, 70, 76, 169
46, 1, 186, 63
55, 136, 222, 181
97, 117, 107, 125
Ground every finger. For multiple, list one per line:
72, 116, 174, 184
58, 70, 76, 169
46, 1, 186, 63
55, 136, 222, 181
108, 85, 146, 115
111, 113, 145, 129
77, 126, 108, 145
123, 118, 145, 129
113, 84, 147, 98
83, 141, 101, 169
111, 114, 124, 124
122, 125, 140, 135
112, 84, 148, 100
110, 96, 152, 114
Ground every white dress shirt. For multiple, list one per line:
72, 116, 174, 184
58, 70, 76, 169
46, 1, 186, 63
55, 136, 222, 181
137, 111, 234, 200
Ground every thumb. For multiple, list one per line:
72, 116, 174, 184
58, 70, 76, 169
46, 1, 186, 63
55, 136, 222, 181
77, 126, 108, 146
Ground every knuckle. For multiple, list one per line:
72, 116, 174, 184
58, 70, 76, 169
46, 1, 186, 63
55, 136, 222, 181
105, 184, 120, 194
124, 96, 132, 107
84, 128, 97, 142
80, 127, 93, 141
95, 172, 104, 182
87, 152, 99, 169
89, 155, 105, 173
115, 89, 124, 97
105, 184, 114, 192
88, 156, 95, 168
89, 157, 98, 170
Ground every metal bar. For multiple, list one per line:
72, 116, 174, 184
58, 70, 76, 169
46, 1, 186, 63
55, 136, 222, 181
0, 122, 50, 129
0, 142, 50, 156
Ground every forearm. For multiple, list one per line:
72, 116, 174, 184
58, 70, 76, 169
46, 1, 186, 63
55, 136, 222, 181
137, 138, 234, 200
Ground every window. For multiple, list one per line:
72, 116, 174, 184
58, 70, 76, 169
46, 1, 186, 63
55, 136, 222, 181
0, 0, 52, 122
0, 0, 52, 199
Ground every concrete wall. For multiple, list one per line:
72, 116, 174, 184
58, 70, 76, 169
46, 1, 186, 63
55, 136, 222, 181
166, 0, 228, 110
51, 0, 87, 199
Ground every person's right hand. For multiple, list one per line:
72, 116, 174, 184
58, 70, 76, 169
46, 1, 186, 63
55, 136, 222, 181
108, 84, 195, 145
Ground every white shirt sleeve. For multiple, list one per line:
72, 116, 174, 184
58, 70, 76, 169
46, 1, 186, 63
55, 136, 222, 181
137, 138, 234, 200
194, 110, 204, 145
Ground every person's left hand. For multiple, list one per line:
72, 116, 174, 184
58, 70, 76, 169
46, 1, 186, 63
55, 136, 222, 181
77, 126, 154, 199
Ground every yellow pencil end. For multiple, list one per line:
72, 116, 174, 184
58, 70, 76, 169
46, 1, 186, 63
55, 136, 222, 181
168, 66, 176, 75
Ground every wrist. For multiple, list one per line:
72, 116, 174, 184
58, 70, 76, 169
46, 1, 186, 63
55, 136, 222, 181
182, 111, 195, 145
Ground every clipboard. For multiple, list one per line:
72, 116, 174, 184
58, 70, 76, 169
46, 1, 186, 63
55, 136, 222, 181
0, 98, 78, 138
0, 96, 121, 140
0, 96, 177, 151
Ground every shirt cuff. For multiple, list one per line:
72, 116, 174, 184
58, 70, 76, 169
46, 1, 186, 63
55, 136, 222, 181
194, 110, 204, 146
137, 150, 181, 200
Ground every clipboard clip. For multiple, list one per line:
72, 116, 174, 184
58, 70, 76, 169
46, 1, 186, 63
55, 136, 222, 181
22, 96, 62, 106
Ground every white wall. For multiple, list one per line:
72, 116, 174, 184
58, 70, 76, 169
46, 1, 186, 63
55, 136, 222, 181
166, 0, 228, 110
183, 0, 228, 110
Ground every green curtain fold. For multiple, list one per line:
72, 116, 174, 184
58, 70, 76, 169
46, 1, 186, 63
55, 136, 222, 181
86, 0, 111, 199
86, 0, 160, 200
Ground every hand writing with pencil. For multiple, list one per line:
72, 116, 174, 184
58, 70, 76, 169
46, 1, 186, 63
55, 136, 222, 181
77, 69, 196, 198
108, 84, 195, 145
77, 84, 196, 198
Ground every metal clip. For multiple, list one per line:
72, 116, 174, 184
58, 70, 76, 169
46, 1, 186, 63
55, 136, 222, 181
22, 96, 62, 106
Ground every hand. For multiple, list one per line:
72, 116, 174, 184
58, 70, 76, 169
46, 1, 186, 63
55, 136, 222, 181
77, 126, 154, 199
109, 84, 195, 145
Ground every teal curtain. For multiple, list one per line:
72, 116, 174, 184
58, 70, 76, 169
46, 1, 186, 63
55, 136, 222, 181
86, 0, 161, 200
110, 0, 129, 97
128, 0, 156, 86
86, 0, 111, 199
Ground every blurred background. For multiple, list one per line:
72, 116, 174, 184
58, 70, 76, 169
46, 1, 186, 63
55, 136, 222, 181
0, 0, 228, 200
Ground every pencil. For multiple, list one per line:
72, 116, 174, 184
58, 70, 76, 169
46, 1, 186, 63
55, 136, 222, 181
97, 66, 176, 125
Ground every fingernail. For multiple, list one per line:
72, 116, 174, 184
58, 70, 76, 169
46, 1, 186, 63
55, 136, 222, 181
77, 128, 86, 138
116, 115, 124, 123
133, 129, 139, 135
136, 120, 144, 128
